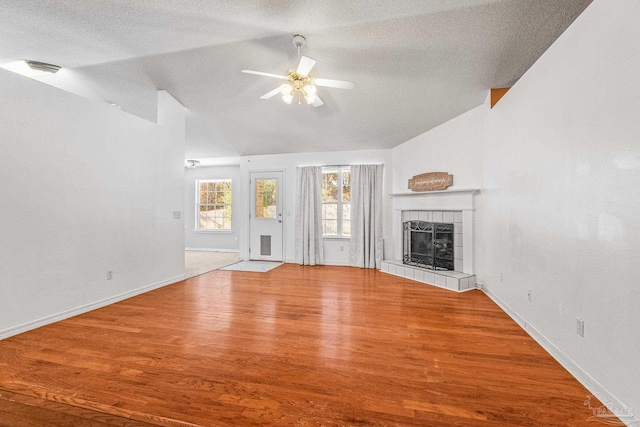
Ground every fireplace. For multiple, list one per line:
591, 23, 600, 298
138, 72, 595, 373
383, 189, 478, 291
403, 221, 454, 270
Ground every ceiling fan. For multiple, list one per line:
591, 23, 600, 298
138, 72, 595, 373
242, 34, 354, 107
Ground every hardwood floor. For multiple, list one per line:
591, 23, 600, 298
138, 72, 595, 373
0, 265, 613, 426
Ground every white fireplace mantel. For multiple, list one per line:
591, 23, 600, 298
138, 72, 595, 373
390, 188, 480, 212
389, 188, 480, 275
390, 188, 480, 196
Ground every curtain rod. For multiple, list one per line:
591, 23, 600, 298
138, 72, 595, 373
297, 164, 349, 168
299, 164, 383, 168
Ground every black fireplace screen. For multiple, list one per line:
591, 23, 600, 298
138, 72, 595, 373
403, 221, 454, 270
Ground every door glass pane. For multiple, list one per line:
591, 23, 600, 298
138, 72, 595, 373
255, 179, 277, 219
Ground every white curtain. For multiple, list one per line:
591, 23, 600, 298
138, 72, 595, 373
350, 164, 384, 269
295, 166, 324, 265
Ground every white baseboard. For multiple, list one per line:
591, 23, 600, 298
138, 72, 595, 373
185, 247, 240, 253
482, 284, 639, 427
322, 261, 351, 267
284, 259, 351, 267
284, 258, 350, 267
0, 274, 185, 340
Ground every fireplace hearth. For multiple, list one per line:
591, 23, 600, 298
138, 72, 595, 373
403, 220, 454, 270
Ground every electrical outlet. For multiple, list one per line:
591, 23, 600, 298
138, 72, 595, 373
500, 272, 504, 282
172, 211, 181, 220
576, 317, 585, 337
340, 245, 344, 252
106, 270, 113, 280
527, 289, 532, 302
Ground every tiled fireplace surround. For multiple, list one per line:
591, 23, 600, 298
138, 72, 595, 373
381, 189, 479, 292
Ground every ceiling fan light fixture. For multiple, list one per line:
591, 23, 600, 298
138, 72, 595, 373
303, 84, 316, 97
242, 34, 354, 107
280, 83, 293, 95
282, 92, 294, 104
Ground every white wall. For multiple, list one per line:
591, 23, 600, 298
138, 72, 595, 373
481, 0, 640, 417
184, 165, 241, 251
0, 71, 186, 338
390, 0, 639, 420
391, 102, 488, 274
392, 105, 485, 193
236, 149, 393, 265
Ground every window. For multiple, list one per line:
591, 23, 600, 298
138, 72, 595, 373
322, 167, 350, 237
197, 179, 232, 231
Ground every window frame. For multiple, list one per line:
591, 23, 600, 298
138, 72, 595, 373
195, 178, 233, 232
321, 166, 351, 238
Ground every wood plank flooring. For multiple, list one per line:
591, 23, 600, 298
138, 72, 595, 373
0, 265, 614, 426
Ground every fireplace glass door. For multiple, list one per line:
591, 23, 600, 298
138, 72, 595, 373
403, 221, 454, 271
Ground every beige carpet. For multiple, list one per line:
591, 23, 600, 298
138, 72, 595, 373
184, 250, 240, 279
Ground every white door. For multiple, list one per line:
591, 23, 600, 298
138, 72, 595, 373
249, 171, 284, 261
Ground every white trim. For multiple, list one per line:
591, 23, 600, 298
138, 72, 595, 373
482, 285, 639, 427
390, 188, 480, 197
391, 191, 478, 211
0, 275, 185, 340
285, 257, 349, 267
322, 261, 351, 267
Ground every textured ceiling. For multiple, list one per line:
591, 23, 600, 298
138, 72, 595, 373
1, 0, 592, 158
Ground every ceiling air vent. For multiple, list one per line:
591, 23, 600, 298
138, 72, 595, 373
25, 60, 61, 74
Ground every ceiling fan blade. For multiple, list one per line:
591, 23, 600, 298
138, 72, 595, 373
241, 70, 288, 80
260, 87, 282, 99
314, 78, 355, 90
312, 96, 324, 107
296, 56, 316, 77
